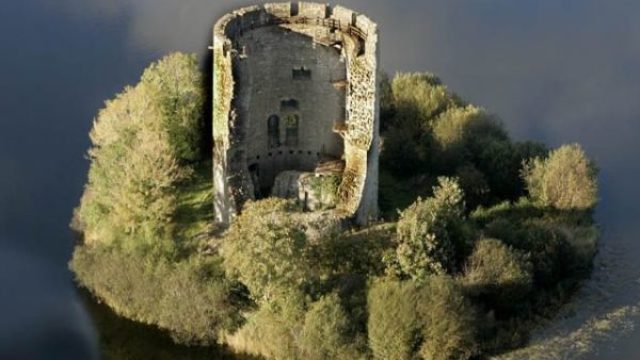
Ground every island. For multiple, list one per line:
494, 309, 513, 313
71, 3, 599, 360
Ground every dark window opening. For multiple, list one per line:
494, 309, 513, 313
280, 98, 299, 111
289, 150, 294, 155
285, 115, 300, 147
267, 115, 280, 148
356, 38, 366, 56
291, 3, 299, 16
249, 163, 261, 198
292, 67, 312, 80
325, 6, 333, 18
249, 163, 259, 175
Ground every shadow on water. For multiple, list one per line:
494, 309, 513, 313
77, 289, 259, 360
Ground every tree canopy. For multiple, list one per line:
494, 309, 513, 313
76, 53, 203, 254
71, 63, 600, 360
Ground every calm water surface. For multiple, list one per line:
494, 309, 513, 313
2, 1, 640, 359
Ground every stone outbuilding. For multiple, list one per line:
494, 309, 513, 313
213, 2, 379, 225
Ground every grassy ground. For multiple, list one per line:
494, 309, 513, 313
174, 159, 214, 252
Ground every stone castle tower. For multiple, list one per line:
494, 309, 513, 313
213, 2, 379, 226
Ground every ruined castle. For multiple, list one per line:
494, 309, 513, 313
213, 2, 379, 226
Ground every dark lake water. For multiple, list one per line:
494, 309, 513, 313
2, 1, 640, 359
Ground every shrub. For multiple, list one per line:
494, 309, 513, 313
558, 225, 599, 277
455, 164, 490, 209
523, 143, 598, 210
462, 239, 533, 310
498, 221, 571, 288
317, 224, 394, 277
396, 177, 466, 280
300, 293, 361, 360
226, 290, 306, 360
367, 276, 479, 360
417, 276, 479, 360
221, 199, 313, 302
70, 246, 241, 345
367, 279, 422, 360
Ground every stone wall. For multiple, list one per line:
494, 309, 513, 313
235, 26, 345, 193
213, 2, 379, 225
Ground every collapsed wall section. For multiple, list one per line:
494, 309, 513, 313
213, 2, 379, 225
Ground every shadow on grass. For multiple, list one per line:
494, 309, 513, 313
174, 160, 214, 248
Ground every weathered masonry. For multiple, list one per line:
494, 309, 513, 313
213, 2, 379, 226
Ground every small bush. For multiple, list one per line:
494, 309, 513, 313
396, 177, 467, 280
226, 290, 306, 360
455, 164, 491, 209
300, 293, 362, 360
417, 276, 479, 360
523, 143, 598, 210
367, 279, 422, 360
368, 276, 479, 360
462, 239, 533, 310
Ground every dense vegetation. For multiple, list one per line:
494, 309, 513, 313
71, 54, 599, 360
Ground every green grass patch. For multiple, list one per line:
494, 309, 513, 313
174, 160, 214, 251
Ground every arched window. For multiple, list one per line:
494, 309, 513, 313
268, 115, 280, 148
285, 114, 299, 147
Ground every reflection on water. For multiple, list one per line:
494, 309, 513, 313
78, 289, 254, 360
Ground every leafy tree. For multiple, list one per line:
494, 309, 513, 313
140, 52, 204, 162
221, 199, 313, 302
523, 143, 598, 210
381, 73, 461, 176
390, 73, 461, 131
396, 177, 466, 280
76, 52, 204, 253
78, 83, 189, 252
431, 105, 506, 169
